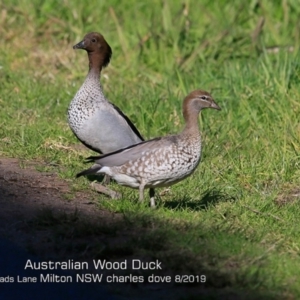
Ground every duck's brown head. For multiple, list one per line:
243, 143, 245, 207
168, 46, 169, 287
184, 90, 221, 113
182, 90, 220, 131
73, 32, 112, 68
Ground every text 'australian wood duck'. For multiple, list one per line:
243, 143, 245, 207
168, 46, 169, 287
77, 89, 221, 208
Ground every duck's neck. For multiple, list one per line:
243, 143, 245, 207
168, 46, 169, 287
182, 106, 201, 136
87, 51, 103, 76
86, 67, 100, 83
83, 52, 103, 89
81, 52, 104, 97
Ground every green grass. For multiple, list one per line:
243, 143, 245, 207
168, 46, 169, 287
1, 0, 300, 298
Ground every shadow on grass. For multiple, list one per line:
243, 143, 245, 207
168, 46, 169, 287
163, 189, 236, 211
0, 168, 282, 300
23, 206, 279, 300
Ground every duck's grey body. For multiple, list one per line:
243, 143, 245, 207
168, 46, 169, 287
92, 134, 201, 189
68, 71, 143, 154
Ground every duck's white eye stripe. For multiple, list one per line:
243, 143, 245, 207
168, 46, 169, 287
200, 96, 210, 101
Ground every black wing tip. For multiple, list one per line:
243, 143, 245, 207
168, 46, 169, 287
76, 165, 102, 178
76, 169, 90, 178
84, 155, 101, 163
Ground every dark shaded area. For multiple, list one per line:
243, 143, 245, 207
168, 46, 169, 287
0, 238, 118, 300
0, 158, 280, 300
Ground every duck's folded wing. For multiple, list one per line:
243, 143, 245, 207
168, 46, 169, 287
87, 136, 176, 167
111, 103, 144, 142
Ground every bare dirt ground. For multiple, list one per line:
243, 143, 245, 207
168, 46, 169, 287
0, 158, 118, 254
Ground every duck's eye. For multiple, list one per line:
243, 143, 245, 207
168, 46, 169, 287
91, 38, 96, 43
200, 96, 208, 100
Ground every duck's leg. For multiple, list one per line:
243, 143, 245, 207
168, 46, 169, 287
149, 188, 156, 208
139, 182, 146, 202
102, 175, 111, 185
90, 182, 121, 199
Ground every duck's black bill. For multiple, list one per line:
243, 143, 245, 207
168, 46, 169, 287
73, 40, 85, 50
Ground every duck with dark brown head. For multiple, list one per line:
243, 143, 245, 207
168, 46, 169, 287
68, 32, 143, 154
68, 32, 146, 198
